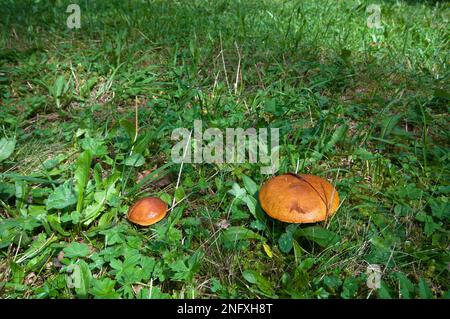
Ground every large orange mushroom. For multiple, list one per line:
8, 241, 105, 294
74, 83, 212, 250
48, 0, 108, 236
127, 197, 168, 226
259, 173, 339, 223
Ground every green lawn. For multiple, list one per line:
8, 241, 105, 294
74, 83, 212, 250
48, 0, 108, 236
0, 0, 449, 299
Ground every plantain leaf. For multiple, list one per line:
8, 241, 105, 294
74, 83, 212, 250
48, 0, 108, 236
242, 174, 258, 196
124, 153, 145, 167
74, 150, 92, 213
46, 181, 77, 210
278, 232, 293, 253
418, 277, 433, 299
242, 269, 274, 295
0, 137, 16, 162
47, 215, 70, 236
64, 242, 90, 258
296, 226, 340, 247
75, 260, 92, 298
119, 119, 137, 141
221, 226, 264, 243
395, 272, 414, 299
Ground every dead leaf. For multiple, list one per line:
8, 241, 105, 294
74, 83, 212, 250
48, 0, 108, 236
24, 272, 37, 285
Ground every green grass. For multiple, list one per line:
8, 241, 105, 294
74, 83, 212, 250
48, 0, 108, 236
0, 0, 449, 299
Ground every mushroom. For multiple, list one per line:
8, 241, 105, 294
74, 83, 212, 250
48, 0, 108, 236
259, 173, 339, 223
127, 197, 168, 226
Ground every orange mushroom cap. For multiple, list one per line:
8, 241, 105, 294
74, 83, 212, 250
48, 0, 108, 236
127, 197, 168, 226
259, 173, 339, 223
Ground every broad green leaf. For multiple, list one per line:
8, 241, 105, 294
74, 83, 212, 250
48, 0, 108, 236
42, 158, 61, 170
160, 192, 172, 205
242, 174, 258, 196
243, 195, 257, 217
81, 137, 108, 157
174, 186, 186, 201
25, 248, 52, 271
341, 277, 359, 299
124, 153, 145, 167
228, 183, 246, 198
170, 251, 204, 282
91, 278, 119, 299
75, 150, 92, 213
133, 129, 156, 155
0, 182, 15, 200
296, 226, 340, 247
168, 205, 185, 228
52, 75, 67, 108
54, 75, 66, 97
353, 148, 376, 160
323, 275, 342, 290
10, 262, 25, 284
82, 173, 119, 225
242, 269, 274, 295
169, 259, 189, 280
278, 232, 293, 253
292, 240, 305, 264
242, 269, 259, 284
82, 202, 104, 226
15, 180, 28, 210
0, 137, 16, 162
119, 119, 137, 141
286, 224, 299, 234
46, 181, 77, 210
221, 226, 264, 242
395, 272, 414, 299
47, 215, 70, 236
63, 242, 90, 258
28, 205, 46, 216
378, 281, 393, 299
418, 277, 433, 299
75, 260, 92, 298
428, 197, 449, 220
297, 257, 315, 271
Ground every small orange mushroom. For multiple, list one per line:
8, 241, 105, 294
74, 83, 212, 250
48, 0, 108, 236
127, 197, 168, 226
259, 173, 339, 223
